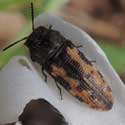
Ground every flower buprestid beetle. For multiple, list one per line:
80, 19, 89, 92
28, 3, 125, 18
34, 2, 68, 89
3, 3, 114, 111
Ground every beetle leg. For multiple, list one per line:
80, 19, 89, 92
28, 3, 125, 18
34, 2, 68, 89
55, 79, 63, 100
42, 67, 47, 82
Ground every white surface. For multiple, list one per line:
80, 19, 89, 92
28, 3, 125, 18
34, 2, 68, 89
0, 13, 125, 125
0, 57, 59, 123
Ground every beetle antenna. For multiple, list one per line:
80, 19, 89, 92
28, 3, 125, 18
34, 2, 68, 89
3, 37, 28, 51
2, 3, 34, 51
2, 3, 35, 51
31, 2, 35, 31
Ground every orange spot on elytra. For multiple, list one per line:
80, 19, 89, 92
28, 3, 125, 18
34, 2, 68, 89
50, 47, 114, 111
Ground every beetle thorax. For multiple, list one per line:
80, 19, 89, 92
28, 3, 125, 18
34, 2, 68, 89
25, 26, 65, 65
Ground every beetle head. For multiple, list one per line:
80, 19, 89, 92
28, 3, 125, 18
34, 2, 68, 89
25, 26, 65, 65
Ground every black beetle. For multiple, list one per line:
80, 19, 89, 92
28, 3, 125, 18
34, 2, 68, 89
3, 3, 113, 111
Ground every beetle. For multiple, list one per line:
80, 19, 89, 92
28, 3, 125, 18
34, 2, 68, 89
3, 3, 114, 111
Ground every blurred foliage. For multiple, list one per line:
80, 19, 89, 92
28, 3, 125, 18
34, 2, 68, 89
99, 41, 125, 73
0, 0, 67, 14
0, 43, 28, 70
